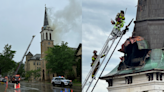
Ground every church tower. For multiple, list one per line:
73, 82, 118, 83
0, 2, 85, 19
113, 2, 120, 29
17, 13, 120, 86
40, 6, 54, 81
133, 0, 164, 49
100, 0, 164, 92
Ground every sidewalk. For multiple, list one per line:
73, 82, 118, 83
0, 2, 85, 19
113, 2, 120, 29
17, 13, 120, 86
0, 82, 7, 92
0, 82, 13, 92
0, 83, 6, 92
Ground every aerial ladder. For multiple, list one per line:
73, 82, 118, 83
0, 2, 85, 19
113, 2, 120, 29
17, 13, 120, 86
14, 35, 35, 75
82, 18, 134, 92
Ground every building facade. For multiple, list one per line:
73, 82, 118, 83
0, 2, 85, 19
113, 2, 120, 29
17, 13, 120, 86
25, 52, 41, 80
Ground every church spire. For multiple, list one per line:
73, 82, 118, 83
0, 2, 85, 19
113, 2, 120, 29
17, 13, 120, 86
43, 6, 49, 26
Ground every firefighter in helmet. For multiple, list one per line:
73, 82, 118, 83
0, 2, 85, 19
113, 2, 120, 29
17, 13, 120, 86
91, 50, 105, 78
115, 10, 125, 30
110, 10, 126, 39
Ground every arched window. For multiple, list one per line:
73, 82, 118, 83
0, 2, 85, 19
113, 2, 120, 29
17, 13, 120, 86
50, 33, 51, 40
46, 33, 48, 40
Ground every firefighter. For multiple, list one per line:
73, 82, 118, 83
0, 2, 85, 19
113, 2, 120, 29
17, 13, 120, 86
115, 10, 125, 30
110, 10, 125, 39
91, 50, 105, 79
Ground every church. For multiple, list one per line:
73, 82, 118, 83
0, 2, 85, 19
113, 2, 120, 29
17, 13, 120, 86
25, 6, 81, 81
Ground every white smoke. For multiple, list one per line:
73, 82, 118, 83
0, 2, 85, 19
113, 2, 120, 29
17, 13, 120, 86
47, 0, 82, 45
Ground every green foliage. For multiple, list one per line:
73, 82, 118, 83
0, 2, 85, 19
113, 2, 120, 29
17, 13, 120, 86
0, 44, 16, 75
32, 68, 41, 79
25, 68, 41, 80
67, 69, 75, 80
25, 70, 33, 80
45, 41, 76, 75
14, 63, 25, 77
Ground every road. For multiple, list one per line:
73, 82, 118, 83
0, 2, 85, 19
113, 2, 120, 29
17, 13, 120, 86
0, 81, 81, 92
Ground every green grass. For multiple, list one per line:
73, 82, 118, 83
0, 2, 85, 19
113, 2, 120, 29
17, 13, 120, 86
73, 81, 81, 87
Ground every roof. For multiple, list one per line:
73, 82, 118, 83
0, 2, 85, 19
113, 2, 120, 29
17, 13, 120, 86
100, 49, 164, 79
26, 51, 33, 56
28, 54, 41, 61
43, 7, 49, 26
75, 43, 82, 56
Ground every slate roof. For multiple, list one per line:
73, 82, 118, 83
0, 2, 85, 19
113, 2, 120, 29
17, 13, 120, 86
28, 54, 41, 61
43, 7, 49, 26
75, 43, 82, 55
100, 49, 164, 79
26, 51, 33, 56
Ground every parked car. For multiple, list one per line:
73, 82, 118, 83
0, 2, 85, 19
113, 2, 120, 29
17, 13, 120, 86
0, 77, 4, 82
12, 75, 20, 83
51, 76, 73, 87
2, 79, 6, 83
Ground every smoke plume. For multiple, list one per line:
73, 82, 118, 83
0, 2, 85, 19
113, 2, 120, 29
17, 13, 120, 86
47, 0, 82, 45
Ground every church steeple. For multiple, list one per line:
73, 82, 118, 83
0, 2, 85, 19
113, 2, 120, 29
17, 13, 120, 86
40, 5, 53, 42
43, 6, 49, 26
133, 0, 164, 49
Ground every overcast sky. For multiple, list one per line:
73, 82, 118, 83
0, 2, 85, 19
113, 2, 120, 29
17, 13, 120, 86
82, 0, 138, 92
0, 0, 81, 63
0, 0, 140, 91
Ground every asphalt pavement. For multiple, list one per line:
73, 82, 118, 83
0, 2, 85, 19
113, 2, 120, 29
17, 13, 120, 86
0, 81, 81, 92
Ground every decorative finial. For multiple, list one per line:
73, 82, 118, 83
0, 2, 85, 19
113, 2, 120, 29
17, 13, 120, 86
45, 4, 46, 8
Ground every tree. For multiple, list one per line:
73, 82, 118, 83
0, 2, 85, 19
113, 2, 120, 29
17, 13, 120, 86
25, 70, 33, 82
14, 63, 25, 77
45, 41, 76, 76
25, 68, 41, 82
32, 68, 41, 80
0, 44, 16, 75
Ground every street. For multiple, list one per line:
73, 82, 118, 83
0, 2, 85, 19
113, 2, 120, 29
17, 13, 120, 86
0, 81, 81, 92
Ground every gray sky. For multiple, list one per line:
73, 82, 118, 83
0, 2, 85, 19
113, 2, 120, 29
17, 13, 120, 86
0, 0, 81, 63
0, 0, 140, 91
82, 0, 138, 91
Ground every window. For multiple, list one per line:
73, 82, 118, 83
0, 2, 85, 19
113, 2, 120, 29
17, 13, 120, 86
39, 62, 41, 65
37, 62, 38, 65
42, 61, 44, 68
48, 42, 50, 45
50, 33, 51, 40
125, 76, 132, 84
46, 33, 48, 40
33, 62, 35, 65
